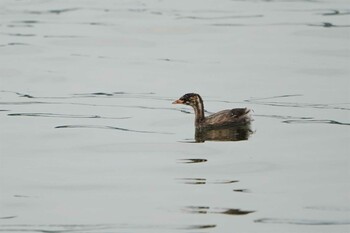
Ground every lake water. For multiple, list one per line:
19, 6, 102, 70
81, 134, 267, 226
0, 0, 349, 232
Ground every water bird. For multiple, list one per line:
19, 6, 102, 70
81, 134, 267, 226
173, 93, 252, 129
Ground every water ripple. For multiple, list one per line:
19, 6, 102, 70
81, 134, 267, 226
255, 218, 350, 225
178, 158, 208, 164
1, 90, 157, 99
181, 224, 217, 229
8, 113, 130, 120
245, 100, 350, 111
307, 22, 350, 28
0, 42, 30, 47
1, 90, 172, 102
55, 125, 173, 134
283, 119, 350, 126
177, 178, 206, 185
177, 178, 238, 185
255, 114, 350, 126
212, 94, 350, 111
177, 14, 263, 20
305, 206, 350, 212
0, 224, 120, 233
0, 100, 188, 114
0, 216, 17, 220
2, 33, 36, 37
0, 101, 46, 105
320, 9, 350, 16
184, 206, 255, 216
233, 189, 251, 193
26, 8, 80, 15
255, 114, 313, 120
0, 223, 217, 232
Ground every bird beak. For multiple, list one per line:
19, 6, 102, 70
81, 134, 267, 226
172, 99, 184, 104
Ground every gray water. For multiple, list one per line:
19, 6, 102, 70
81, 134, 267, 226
0, 0, 349, 232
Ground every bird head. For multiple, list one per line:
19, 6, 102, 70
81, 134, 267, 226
172, 93, 202, 107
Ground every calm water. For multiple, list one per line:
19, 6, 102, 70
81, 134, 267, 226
1, 0, 349, 232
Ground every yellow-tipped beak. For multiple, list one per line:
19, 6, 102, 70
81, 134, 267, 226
172, 99, 184, 104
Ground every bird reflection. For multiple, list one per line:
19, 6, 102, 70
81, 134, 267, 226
195, 124, 253, 143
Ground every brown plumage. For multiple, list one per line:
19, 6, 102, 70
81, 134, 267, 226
173, 93, 252, 129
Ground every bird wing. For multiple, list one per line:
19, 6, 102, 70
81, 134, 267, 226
204, 108, 251, 126
230, 108, 251, 118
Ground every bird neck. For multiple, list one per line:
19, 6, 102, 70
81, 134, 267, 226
192, 97, 205, 127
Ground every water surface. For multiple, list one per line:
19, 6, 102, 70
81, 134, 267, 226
0, 0, 349, 232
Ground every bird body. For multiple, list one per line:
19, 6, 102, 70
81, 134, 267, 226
173, 93, 252, 129
204, 108, 251, 128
